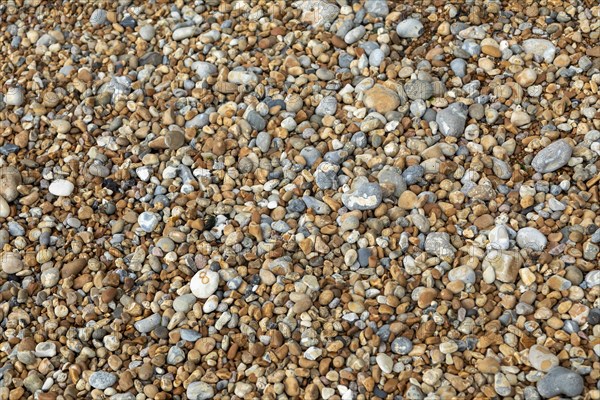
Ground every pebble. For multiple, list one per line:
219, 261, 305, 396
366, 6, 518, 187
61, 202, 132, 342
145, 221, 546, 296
342, 177, 382, 211
531, 139, 573, 173
528, 345, 559, 372
537, 367, 584, 398
190, 269, 219, 299
48, 179, 74, 197
89, 371, 117, 390
396, 18, 424, 38
187, 381, 215, 400
436, 102, 468, 137
516, 227, 547, 251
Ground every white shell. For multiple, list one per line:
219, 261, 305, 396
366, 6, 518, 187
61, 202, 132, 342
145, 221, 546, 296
190, 269, 219, 299
5, 87, 24, 107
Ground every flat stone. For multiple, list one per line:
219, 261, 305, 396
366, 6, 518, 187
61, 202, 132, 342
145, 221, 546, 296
49, 179, 74, 197
516, 227, 547, 251
187, 381, 215, 400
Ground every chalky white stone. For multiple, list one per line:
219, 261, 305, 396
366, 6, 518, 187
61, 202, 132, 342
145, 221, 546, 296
190, 269, 219, 299
49, 179, 74, 197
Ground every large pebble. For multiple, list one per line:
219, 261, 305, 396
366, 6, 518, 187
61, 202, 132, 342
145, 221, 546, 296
396, 18, 424, 38
190, 269, 219, 299
529, 345, 559, 372
342, 177, 382, 211
516, 227, 547, 251
522, 39, 557, 63
436, 102, 468, 137
89, 371, 117, 390
187, 381, 215, 400
49, 179, 74, 197
531, 139, 572, 173
0, 166, 22, 202
536, 367, 583, 398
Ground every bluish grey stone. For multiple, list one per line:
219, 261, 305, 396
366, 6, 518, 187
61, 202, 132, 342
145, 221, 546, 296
344, 26, 366, 45
357, 248, 372, 267
247, 110, 266, 132
396, 18, 424, 38
300, 146, 321, 167
89, 371, 117, 390
536, 367, 583, 398
436, 102, 468, 137
255, 131, 271, 153
314, 162, 339, 190
369, 49, 385, 67
450, 58, 467, 78
180, 329, 202, 342
342, 177, 382, 211
378, 166, 407, 197
173, 294, 196, 313
302, 196, 331, 215
315, 96, 337, 116
134, 313, 161, 333
139, 25, 156, 41
364, 0, 389, 16
531, 139, 572, 173
167, 346, 186, 365
391, 337, 413, 355
402, 165, 424, 185
516, 227, 547, 251
424, 232, 456, 260
287, 198, 306, 213
194, 61, 217, 79
138, 212, 160, 233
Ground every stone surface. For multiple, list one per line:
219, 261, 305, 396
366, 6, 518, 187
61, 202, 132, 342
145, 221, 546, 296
531, 139, 573, 173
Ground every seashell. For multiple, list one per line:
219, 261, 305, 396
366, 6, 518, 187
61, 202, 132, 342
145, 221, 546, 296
431, 81, 446, 97
5, 87, 24, 107
90, 9, 107, 27
494, 84, 512, 100
42, 92, 60, 108
403, 79, 433, 100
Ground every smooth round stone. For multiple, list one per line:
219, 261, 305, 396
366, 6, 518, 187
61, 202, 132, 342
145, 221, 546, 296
1, 252, 23, 274
369, 49, 384, 67
450, 58, 467, 77
516, 227, 547, 251
139, 25, 155, 41
49, 179, 74, 197
585, 270, 600, 287
391, 337, 413, 355
35, 342, 57, 358
89, 371, 117, 390
187, 381, 215, 400
396, 18, 424, 38
190, 269, 219, 299
448, 266, 476, 284
166, 130, 185, 149
40, 268, 60, 288
531, 139, 572, 173
138, 212, 160, 233
536, 367, 583, 398
344, 26, 366, 45
529, 345, 559, 372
